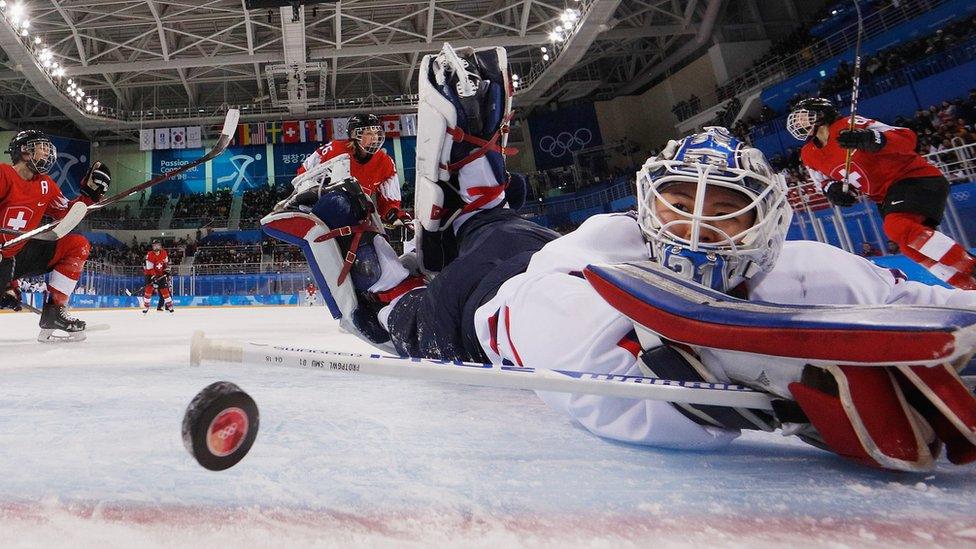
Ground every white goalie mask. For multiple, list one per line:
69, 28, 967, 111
636, 127, 793, 292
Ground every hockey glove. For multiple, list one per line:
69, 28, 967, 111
822, 180, 859, 207
837, 129, 886, 152
80, 162, 111, 201
0, 287, 22, 311
382, 208, 412, 227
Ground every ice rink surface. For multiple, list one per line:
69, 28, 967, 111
1, 306, 976, 548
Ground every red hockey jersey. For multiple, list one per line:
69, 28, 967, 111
297, 140, 401, 217
306, 283, 317, 296
801, 116, 942, 203
145, 249, 170, 276
0, 163, 91, 258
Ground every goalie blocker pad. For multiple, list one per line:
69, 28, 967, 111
583, 261, 976, 367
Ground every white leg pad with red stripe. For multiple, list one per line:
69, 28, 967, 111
413, 43, 514, 274
261, 211, 360, 322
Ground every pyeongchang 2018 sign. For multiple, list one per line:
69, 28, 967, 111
528, 103, 603, 171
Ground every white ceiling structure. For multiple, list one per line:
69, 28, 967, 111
0, 0, 808, 142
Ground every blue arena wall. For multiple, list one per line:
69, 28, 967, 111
759, 0, 976, 113
752, 40, 976, 159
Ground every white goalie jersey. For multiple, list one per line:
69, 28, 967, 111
473, 213, 976, 450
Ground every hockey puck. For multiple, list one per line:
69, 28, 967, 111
182, 381, 259, 471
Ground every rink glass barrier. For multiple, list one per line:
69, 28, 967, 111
35, 262, 318, 308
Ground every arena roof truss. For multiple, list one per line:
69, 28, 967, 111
0, 0, 805, 141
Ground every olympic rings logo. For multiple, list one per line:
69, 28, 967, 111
952, 191, 970, 201
539, 128, 593, 158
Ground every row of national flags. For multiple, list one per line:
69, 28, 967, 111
138, 114, 419, 151
233, 114, 418, 146
139, 126, 202, 151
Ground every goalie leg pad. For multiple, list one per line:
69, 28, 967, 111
414, 43, 516, 273
788, 365, 935, 471
262, 210, 395, 349
896, 364, 976, 464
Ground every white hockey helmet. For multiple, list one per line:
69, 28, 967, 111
636, 127, 793, 292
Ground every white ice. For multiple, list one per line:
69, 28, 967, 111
1, 306, 976, 548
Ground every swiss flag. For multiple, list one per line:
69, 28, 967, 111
381, 115, 401, 138
282, 120, 301, 144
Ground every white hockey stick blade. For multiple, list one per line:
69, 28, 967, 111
0, 202, 87, 249
189, 332, 775, 410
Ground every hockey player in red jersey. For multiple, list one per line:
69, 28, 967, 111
297, 113, 411, 226
788, 97, 976, 289
304, 277, 317, 306
143, 239, 174, 313
0, 130, 110, 341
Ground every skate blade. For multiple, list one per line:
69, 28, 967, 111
36, 324, 108, 342
37, 328, 87, 343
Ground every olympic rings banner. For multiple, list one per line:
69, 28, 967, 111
528, 102, 603, 171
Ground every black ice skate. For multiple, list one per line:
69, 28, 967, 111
38, 301, 87, 342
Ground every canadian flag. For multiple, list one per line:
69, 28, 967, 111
381, 115, 401, 138
282, 120, 301, 144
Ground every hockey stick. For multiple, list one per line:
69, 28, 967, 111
189, 332, 777, 409
0, 202, 87, 250
0, 109, 239, 250
91, 109, 238, 211
841, 0, 864, 194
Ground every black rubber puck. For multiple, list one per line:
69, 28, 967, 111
182, 381, 259, 471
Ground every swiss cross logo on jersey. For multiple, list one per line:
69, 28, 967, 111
3, 206, 33, 233
831, 164, 867, 190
